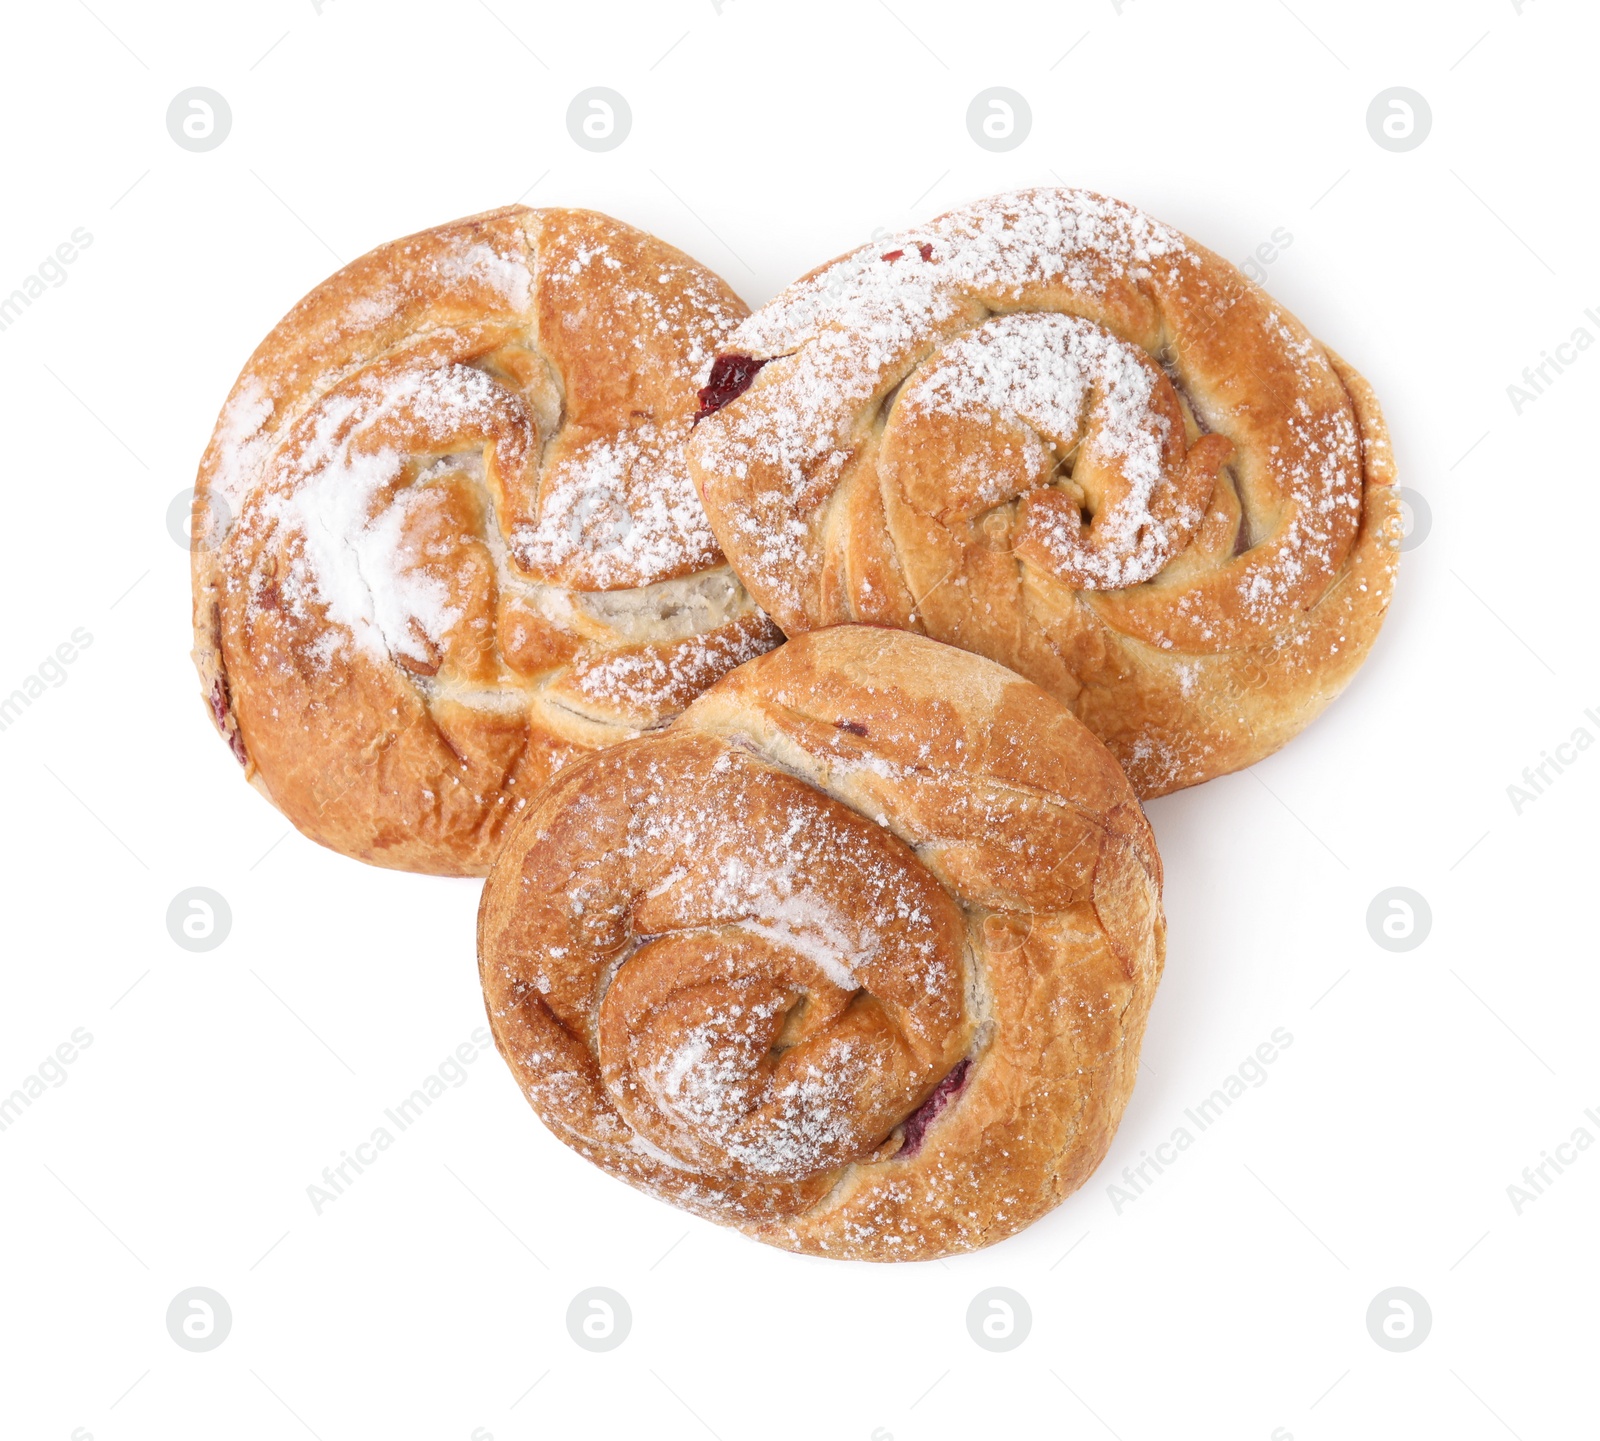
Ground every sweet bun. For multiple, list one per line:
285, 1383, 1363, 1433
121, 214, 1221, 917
192, 206, 777, 875
478, 626, 1164, 1260
687, 188, 1400, 796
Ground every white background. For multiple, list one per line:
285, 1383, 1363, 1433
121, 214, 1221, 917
1, 1, 1595, 1437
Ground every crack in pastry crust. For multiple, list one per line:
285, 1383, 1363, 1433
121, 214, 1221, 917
687, 188, 1401, 796
190, 207, 780, 875
477, 626, 1165, 1261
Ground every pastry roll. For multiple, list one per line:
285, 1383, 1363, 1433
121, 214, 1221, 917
479, 626, 1163, 1260
191, 207, 777, 875
688, 188, 1400, 795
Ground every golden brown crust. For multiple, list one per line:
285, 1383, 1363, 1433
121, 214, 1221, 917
478, 627, 1164, 1261
191, 207, 779, 876
687, 189, 1401, 796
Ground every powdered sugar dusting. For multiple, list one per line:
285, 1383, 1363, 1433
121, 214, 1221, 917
627, 757, 949, 996
503, 735, 969, 1186
512, 422, 719, 587
568, 614, 776, 714
904, 312, 1197, 588
208, 207, 774, 736
694, 188, 1193, 619
639, 1003, 864, 1178
209, 379, 274, 513
436, 237, 532, 310
736, 187, 1184, 362
259, 363, 512, 665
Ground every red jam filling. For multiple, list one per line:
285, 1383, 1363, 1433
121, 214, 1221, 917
210, 678, 247, 765
898, 1057, 971, 1158
694, 354, 769, 422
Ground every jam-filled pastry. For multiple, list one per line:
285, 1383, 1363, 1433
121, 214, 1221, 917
191, 207, 778, 875
478, 626, 1164, 1261
688, 188, 1400, 796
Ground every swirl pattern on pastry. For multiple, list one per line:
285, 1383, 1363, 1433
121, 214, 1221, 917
191, 207, 779, 875
478, 626, 1164, 1261
687, 188, 1400, 796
